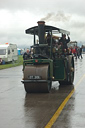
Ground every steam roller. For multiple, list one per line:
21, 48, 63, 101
21, 21, 74, 93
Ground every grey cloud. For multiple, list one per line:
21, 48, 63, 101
71, 22, 85, 29
68, 21, 85, 42
0, 0, 85, 46
0, 27, 33, 48
0, 0, 85, 17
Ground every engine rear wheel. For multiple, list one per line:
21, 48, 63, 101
67, 55, 74, 85
59, 55, 74, 85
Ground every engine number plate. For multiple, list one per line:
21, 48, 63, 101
28, 75, 41, 80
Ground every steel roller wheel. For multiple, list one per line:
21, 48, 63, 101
23, 65, 52, 93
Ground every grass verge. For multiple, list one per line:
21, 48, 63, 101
0, 55, 23, 70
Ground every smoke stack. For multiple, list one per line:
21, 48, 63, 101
37, 21, 45, 44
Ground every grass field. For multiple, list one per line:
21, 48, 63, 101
0, 55, 23, 70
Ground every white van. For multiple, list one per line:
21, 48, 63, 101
0, 43, 18, 63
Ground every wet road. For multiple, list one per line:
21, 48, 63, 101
0, 55, 85, 128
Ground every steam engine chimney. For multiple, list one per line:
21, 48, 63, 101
37, 21, 45, 44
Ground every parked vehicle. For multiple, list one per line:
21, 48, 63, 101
0, 43, 18, 63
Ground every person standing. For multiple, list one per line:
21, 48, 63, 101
23, 49, 31, 60
79, 45, 83, 59
59, 34, 70, 54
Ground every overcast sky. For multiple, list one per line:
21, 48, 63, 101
0, 0, 85, 48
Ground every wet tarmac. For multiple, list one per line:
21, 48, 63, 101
0, 55, 85, 128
